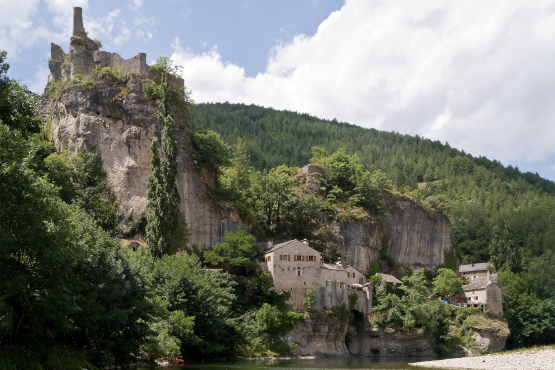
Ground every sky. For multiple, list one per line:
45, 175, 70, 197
2, 0, 555, 181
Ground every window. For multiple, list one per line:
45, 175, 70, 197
326, 281, 331, 287
302, 255, 305, 262
266, 256, 271, 262
297, 267, 302, 276
294, 255, 302, 261
288, 255, 291, 261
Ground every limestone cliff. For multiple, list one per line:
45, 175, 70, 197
299, 165, 455, 273
39, 8, 245, 247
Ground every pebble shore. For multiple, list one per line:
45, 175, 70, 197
410, 347, 555, 370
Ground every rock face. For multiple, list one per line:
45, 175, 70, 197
469, 325, 508, 354
40, 8, 245, 247
329, 194, 453, 273
298, 165, 455, 273
380, 193, 454, 271
286, 316, 435, 357
285, 315, 350, 356
347, 324, 436, 357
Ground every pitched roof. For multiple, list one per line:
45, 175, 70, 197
459, 262, 490, 273
376, 273, 403, 284
462, 274, 499, 291
260, 239, 317, 255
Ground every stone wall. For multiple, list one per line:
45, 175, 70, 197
49, 7, 184, 88
486, 283, 503, 319
259, 240, 371, 313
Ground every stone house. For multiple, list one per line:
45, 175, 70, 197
375, 273, 404, 290
458, 262, 493, 281
257, 239, 371, 314
449, 272, 503, 319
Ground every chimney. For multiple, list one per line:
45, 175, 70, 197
301, 238, 309, 246
471, 263, 474, 267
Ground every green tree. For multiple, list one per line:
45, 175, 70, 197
192, 128, 232, 174
0, 124, 151, 368
0, 51, 41, 135
489, 222, 521, 273
432, 268, 463, 300
303, 285, 317, 310
203, 230, 261, 269
249, 166, 296, 236
145, 62, 183, 258
152, 253, 241, 359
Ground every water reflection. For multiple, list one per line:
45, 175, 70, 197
133, 357, 445, 370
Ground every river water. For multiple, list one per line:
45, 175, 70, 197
134, 357, 447, 370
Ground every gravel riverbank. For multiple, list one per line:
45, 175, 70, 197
410, 346, 555, 370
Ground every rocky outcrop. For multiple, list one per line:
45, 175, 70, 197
286, 316, 435, 357
286, 315, 350, 356
347, 324, 436, 357
297, 164, 455, 273
380, 193, 453, 271
40, 8, 245, 248
468, 325, 508, 354
329, 194, 454, 273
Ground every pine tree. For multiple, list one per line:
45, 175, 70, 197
146, 71, 182, 258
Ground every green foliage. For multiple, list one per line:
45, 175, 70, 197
191, 128, 232, 173
93, 65, 126, 83
145, 69, 185, 258
123, 211, 147, 237
490, 222, 521, 273
93, 38, 103, 48
303, 285, 317, 310
0, 52, 41, 135
151, 252, 242, 359
380, 234, 397, 268
203, 230, 261, 269
422, 194, 451, 214
143, 57, 194, 113
365, 260, 380, 279
44, 148, 121, 234
240, 303, 303, 356
444, 250, 457, 272
432, 268, 463, 300
498, 270, 555, 349
190, 102, 555, 267
348, 293, 358, 311
313, 147, 383, 213
0, 120, 151, 367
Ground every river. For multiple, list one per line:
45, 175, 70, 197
134, 357, 448, 370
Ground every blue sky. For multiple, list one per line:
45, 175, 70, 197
2, 0, 555, 181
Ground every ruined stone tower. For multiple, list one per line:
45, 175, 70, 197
48, 7, 182, 87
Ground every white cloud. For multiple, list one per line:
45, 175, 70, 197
27, 64, 50, 93
131, 0, 142, 8
171, 0, 555, 167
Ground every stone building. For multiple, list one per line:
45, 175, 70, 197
375, 273, 404, 290
449, 272, 503, 319
48, 7, 183, 88
458, 262, 493, 281
257, 239, 372, 314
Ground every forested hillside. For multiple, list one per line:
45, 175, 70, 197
191, 102, 555, 265
192, 102, 555, 349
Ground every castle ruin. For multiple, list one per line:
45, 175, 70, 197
48, 7, 183, 88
